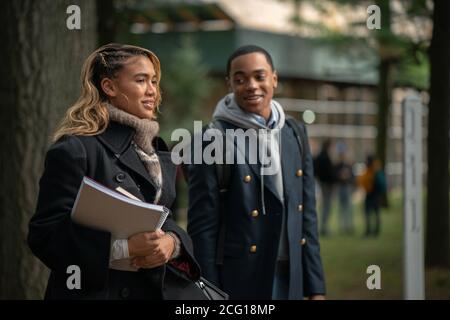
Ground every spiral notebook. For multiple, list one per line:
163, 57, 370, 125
71, 176, 170, 239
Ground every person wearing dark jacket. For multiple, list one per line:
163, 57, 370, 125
334, 142, 355, 234
187, 45, 326, 300
314, 139, 336, 236
27, 43, 200, 299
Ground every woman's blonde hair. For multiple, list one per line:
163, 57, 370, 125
53, 43, 162, 141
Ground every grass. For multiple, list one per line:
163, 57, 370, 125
175, 188, 450, 299
319, 190, 450, 300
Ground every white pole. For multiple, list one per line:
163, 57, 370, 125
402, 91, 425, 300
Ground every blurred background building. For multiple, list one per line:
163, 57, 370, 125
117, 0, 432, 189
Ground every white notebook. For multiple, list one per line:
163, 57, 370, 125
71, 176, 170, 238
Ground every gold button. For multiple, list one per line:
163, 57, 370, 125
250, 245, 257, 253
298, 204, 303, 212
251, 210, 259, 218
296, 169, 303, 177
244, 175, 252, 183
300, 238, 306, 246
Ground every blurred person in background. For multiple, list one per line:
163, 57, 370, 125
334, 141, 355, 235
314, 139, 336, 236
357, 155, 387, 237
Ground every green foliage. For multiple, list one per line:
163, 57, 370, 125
158, 36, 217, 143
287, 0, 431, 87
395, 49, 429, 89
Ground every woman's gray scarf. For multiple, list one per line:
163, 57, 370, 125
106, 103, 162, 204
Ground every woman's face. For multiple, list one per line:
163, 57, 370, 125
104, 55, 158, 120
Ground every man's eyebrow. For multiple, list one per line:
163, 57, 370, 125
253, 69, 267, 74
232, 69, 267, 77
232, 70, 245, 77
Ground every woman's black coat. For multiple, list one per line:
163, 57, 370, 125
28, 121, 200, 299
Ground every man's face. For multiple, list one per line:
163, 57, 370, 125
228, 52, 277, 119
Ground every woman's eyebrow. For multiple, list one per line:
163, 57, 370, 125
133, 72, 149, 78
133, 72, 157, 78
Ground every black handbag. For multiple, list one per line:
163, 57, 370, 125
195, 276, 229, 300
163, 265, 228, 300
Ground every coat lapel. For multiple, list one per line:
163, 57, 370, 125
118, 147, 157, 189
219, 120, 286, 203
235, 129, 284, 204
157, 151, 177, 208
97, 121, 157, 189
280, 124, 302, 202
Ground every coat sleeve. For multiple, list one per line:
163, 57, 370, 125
185, 136, 222, 286
300, 125, 327, 296
161, 218, 201, 279
27, 136, 111, 291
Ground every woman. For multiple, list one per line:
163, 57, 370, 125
27, 43, 201, 299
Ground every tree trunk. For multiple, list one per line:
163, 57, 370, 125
375, 58, 393, 168
425, 0, 450, 267
0, 0, 97, 299
96, 0, 116, 46
375, 0, 393, 169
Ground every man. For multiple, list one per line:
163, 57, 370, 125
187, 45, 326, 300
314, 139, 336, 236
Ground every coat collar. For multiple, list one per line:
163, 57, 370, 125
96, 121, 171, 192
97, 121, 135, 155
97, 121, 169, 155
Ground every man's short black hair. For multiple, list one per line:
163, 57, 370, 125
226, 45, 274, 76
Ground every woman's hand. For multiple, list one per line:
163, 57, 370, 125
128, 230, 164, 257
128, 230, 175, 269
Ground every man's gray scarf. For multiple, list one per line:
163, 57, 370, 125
212, 93, 286, 206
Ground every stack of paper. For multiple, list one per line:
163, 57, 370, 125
71, 177, 171, 272
71, 176, 169, 238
